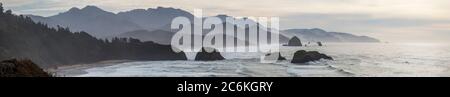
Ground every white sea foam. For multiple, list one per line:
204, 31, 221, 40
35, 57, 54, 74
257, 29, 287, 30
60, 43, 450, 77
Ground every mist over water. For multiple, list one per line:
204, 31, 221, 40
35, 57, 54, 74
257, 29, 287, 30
60, 43, 450, 77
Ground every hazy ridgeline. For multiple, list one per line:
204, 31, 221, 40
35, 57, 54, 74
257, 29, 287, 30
0, 5, 187, 68
28, 6, 379, 45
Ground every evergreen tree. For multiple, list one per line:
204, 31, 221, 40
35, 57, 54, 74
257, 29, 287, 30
0, 3, 3, 13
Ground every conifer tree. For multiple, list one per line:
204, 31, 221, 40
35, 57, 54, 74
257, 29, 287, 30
0, 3, 4, 13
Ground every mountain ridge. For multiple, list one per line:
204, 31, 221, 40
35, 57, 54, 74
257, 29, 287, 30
27, 5, 380, 43
282, 28, 380, 42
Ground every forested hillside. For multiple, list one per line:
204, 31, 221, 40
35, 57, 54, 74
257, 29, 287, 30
0, 4, 186, 68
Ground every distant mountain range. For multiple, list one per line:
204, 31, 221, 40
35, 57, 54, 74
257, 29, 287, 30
282, 28, 380, 42
27, 5, 380, 44
28, 6, 142, 38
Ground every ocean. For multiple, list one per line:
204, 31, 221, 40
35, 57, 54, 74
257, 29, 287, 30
58, 43, 450, 77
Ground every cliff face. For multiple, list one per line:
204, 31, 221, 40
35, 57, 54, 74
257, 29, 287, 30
0, 5, 187, 68
0, 59, 51, 77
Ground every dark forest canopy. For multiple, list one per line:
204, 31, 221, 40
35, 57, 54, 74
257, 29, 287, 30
0, 3, 187, 68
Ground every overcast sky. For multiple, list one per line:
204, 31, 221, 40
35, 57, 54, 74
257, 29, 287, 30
2, 0, 450, 43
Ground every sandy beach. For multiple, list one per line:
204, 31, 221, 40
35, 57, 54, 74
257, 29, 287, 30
47, 60, 133, 77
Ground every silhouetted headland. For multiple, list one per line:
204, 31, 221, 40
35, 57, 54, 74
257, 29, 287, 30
0, 4, 187, 69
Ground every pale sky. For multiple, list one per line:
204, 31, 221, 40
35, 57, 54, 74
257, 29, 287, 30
2, 0, 450, 43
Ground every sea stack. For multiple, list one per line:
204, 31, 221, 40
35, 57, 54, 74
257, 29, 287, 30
286, 36, 302, 46
317, 42, 323, 46
291, 50, 333, 64
277, 53, 287, 60
195, 47, 225, 61
264, 52, 286, 61
0, 59, 51, 77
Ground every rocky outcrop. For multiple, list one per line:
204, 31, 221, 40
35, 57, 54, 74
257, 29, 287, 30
195, 47, 225, 61
317, 42, 323, 46
291, 50, 333, 64
277, 53, 287, 60
264, 52, 286, 61
286, 36, 302, 46
0, 59, 51, 77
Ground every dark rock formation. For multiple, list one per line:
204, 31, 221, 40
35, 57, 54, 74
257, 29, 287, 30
277, 53, 287, 60
286, 36, 302, 46
0, 59, 51, 77
291, 50, 333, 64
195, 47, 225, 61
264, 52, 286, 61
317, 42, 323, 46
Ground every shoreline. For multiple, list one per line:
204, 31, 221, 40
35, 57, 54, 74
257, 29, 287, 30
47, 60, 133, 77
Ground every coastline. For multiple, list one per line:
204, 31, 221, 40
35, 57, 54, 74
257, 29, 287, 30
47, 60, 133, 77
